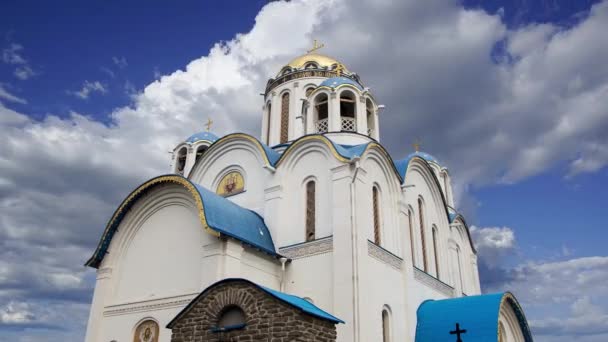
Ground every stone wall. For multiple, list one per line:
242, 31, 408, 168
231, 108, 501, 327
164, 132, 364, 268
169, 280, 337, 342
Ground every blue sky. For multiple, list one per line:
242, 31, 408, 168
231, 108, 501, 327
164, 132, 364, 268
1, 0, 608, 341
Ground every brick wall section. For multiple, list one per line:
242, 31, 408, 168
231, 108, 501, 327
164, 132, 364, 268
169, 280, 338, 342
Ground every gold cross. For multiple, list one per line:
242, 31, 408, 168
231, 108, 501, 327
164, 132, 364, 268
413, 139, 421, 152
307, 39, 325, 53
205, 118, 213, 131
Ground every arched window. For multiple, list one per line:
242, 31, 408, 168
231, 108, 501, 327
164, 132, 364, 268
382, 309, 391, 342
339, 90, 356, 132
218, 305, 246, 329
265, 102, 272, 145
176, 147, 187, 175
418, 198, 428, 272
408, 210, 415, 264
366, 99, 375, 136
456, 246, 464, 293
305, 180, 316, 242
499, 321, 507, 342
133, 319, 159, 342
280, 93, 290, 143
314, 93, 329, 133
195, 146, 207, 164
373, 186, 381, 245
432, 226, 439, 278
442, 172, 450, 204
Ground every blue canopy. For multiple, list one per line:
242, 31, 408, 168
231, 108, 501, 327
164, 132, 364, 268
415, 292, 533, 342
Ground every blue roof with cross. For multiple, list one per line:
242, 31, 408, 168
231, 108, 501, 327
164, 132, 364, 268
415, 292, 533, 342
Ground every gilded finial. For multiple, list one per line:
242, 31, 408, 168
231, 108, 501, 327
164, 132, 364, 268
334, 63, 345, 76
307, 39, 325, 53
205, 118, 213, 131
413, 139, 421, 152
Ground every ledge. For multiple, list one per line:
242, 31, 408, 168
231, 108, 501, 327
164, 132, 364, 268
367, 240, 403, 270
413, 266, 454, 297
279, 236, 333, 259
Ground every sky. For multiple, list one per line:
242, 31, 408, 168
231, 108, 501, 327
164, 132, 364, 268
1, 0, 607, 341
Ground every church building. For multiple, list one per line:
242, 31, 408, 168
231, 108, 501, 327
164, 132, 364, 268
84, 45, 534, 342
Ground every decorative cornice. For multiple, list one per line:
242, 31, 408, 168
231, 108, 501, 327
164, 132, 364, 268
279, 236, 333, 259
103, 293, 198, 317
367, 240, 403, 270
413, 266, 454, 297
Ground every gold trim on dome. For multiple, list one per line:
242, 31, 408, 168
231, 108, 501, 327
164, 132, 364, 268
279, 52, 349, 75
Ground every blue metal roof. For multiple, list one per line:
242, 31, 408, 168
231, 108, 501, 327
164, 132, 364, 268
167, 278, 344, 329
186, 131, 219, 144
85, 175, 277, 268
318, 76, 363, 90
260, 284, 344, 324
394, 151, 441, 179
193, 184, 276, 255
416, 292, 533, 342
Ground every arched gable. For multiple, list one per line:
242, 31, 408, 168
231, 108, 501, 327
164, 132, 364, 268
405, 158, 450, 229
189, 133, 280, 181
85, 175, 277, 269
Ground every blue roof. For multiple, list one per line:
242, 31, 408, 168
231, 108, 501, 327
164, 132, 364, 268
193, 184, 276, 255
86, 175, 277, 268
260, 284, 344, 323
186, 131, 219, 144
416, 292, 533, 342
167, 278, 344, 328
394, 151, 441, 179
318, 76, 363, 90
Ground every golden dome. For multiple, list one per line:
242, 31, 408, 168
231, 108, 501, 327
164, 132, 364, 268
287, 52, 342, 68
277, 52, 349, 76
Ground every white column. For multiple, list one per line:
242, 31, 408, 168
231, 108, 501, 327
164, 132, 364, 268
373, 110, 380, 141
356, 96, 367, 135
184, 146, 195, 177
84, 267, 112, 342
268, 91, 278, 145
291, 82, 300, 141
329, 91, 340, 132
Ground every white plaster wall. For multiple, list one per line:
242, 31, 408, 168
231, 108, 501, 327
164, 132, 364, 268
188, 138, 271, 214
101, 308, 183, 342
112, 204, 205, 303
275, 142, 337, 247
284, 252, 334, 313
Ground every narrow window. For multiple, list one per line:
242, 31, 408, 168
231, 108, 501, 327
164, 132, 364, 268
382, 309, 390, 342
432, 226, 439, 278
366, 99, 374, 136
280, 93, 290, 143
418, 198, 428, 271
314, 93, 329, 133
305, 180, 316, 241
408, 210, 415, 263
339, 91, 356, 132
443, 173, 450, 204
456, 246, 464, 293
265, 102, 272, 145
373, 186, 381, 245
176, 147, 187, 175
195, 146, 207, 164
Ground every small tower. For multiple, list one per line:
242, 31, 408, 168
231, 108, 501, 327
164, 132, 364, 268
171, 123, 218, 177
261, 43, 381, 146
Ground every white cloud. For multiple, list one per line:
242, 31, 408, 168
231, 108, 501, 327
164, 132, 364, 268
0, 302, 34, 324
471, 226, 516, 268
1, 43, 26, 65
68, 80, 108, 99
2, 43, 37, 80
0, 84, 26, 104
112, 56, 128, 68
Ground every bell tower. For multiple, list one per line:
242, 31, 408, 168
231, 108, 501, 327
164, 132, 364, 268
261, 43, 381, 146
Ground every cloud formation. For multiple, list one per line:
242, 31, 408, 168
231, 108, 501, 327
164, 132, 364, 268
67, 80, 108, 99
1, 0, 608, 341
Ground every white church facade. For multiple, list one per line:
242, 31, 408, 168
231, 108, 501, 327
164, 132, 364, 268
84, 48, 533, 342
